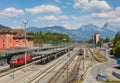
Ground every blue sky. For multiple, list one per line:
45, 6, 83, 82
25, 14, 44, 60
0, 0, 120, 29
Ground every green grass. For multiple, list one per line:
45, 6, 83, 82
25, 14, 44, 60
77, 80, 83, 83
94, 49, 107, 62
105, 80, 120, 83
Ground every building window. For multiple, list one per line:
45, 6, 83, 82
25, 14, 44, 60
16, 39, 19, 42
23, 39, 27, 42
23, 44, 25, 47
10, 39, 12, 42
10, 44, 12, 49
16, 44, 19, 48
2, 39, 5, 42
2, 44, 5, 48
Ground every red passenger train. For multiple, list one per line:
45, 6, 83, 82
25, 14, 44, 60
10, 54, 32, 67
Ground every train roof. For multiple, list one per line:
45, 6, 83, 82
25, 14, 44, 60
6, 46, 65, 55
11, 54, 31, 60
6, 45, 73, 56
33, 47, 69, 56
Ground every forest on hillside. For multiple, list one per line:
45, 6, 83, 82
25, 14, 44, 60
28, 32, 71, 44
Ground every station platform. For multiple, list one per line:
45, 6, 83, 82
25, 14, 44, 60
0, 65, 10, 72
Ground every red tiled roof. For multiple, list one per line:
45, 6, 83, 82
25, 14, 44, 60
0, 29, 33, 39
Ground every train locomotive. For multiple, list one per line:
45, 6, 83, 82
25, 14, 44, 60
10, 54, 32, 67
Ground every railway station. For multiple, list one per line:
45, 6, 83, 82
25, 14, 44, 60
0, 45, 73, 70
1, 0, 120, 82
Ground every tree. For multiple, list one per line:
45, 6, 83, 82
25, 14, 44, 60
111, 41, 120, 58
113, 32, 120, 46
103, 37, 110, 43
28, 32, 71, 44
110, 32, 120, 58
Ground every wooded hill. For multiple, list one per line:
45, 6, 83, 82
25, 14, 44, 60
28, 32, 71, 44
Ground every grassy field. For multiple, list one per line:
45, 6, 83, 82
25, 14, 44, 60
106, 81, 120, 83
94, 49, 107, 62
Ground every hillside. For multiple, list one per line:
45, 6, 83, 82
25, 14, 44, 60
0, 24, 11, 29
27, 23, 117, 40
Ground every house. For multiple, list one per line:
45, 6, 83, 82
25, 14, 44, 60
0, 29, 34, 51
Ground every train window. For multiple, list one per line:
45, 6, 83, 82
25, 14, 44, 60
11, 58, 16, 61
11, 56, 18, 61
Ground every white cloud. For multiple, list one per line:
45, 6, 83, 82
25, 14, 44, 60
0, 7, 24, 17
88, 7, 120, 20
89, 12, 115, 19
63, 23, 72, 29
114, 7, 120, 16
25, 5, 62, 14
73, 0, 112, 12
37, 15, 58, 21
36, 15, 69, 21
58, 15, 69, 20
109, 18, 120, 23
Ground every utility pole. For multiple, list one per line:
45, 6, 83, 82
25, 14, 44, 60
23, 20, 28, 69
63, 38, 69, 83
92, 35, 94, 63
12, 57, 14, 79
83, 47, 85, 71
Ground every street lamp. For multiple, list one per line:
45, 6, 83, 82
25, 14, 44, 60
63, 38, 66, 47
63, 38, 69, 83
23, 20, 28, 69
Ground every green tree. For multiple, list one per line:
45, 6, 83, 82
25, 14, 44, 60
28, 32, 71, 44
110, 32, 120, 58
103, 37, 110, 43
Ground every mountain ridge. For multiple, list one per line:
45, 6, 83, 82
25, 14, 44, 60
0, 24, 11, 29
26, 23, 117, 40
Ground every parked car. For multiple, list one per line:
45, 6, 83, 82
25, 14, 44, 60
96, 73, 108, 81
116, 58, 120, 65
109, 55, 114, 58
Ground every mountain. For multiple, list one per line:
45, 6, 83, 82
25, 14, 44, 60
27, 26, 78, 40
0, 24, 11, 29
74, 23, 116, 40
27, 23, 117, 41
27, 26, 69, 34
73, 24, 103, 40
102, 22, 117, 32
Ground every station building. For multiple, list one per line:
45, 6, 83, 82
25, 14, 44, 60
0, 29, 34, 52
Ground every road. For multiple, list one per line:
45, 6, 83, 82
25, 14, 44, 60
91, 48, 114, 78
83, 48, 117, 83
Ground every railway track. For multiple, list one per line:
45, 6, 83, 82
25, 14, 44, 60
48, 52, 81, 83
28, 48, 80, 83
68, 55, 81, 83
43, 49, 78, 83
49, 47, 93, 83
